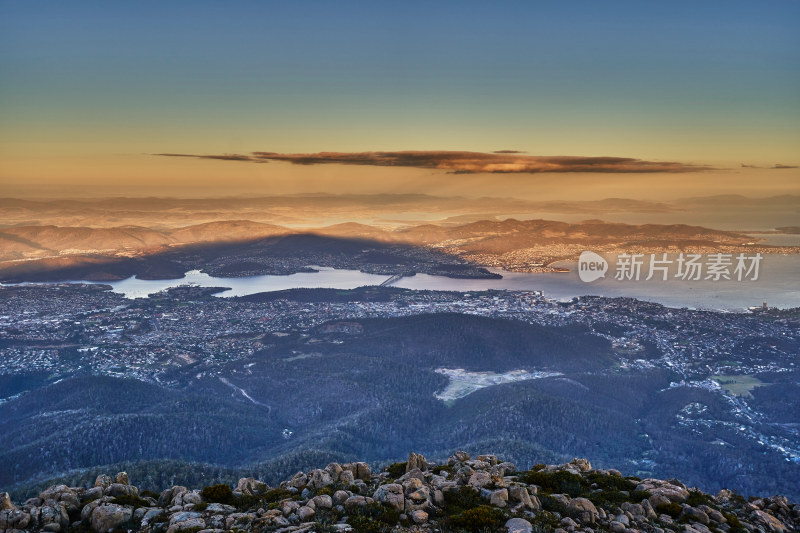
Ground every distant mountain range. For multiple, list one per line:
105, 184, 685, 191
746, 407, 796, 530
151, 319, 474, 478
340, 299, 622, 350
0, 217, 757, 260
1, 193, 797, 231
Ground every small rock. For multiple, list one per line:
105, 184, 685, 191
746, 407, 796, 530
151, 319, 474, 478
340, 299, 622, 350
90, 504, 133, 533
325, 463, 344, 482
409, 487, 430, 502
567, 497, 599, 524
506, 517, 534, 533
333, 490, 350, 506
169, 511, 203, 525
205, 503, 236, 514
751, 509, 786, 533
344, 495, 368, 509
94, 475, 113, 489
610, 521, 626, 533
105, 483, 138, 498
681, 507, 710, 525
296, 506, 315, 521
308, 469, 333, 489
282, 500, 300, 516
560, 517, 579, 528
636, 479, 690, 503
290, 472, 308, 489
312, 495, 333, 509
168, 517, 206, 533
403, 478, 423, 493
409, 509, 428, 524
355, 462, 371, 482
339, 469, 355, 485
469, 471, 493, 489
0, 492, 15, 511
373, 484, 404, 512
490, 488, 509, 508
236, 478, 267, 496
407, 453, 429, 472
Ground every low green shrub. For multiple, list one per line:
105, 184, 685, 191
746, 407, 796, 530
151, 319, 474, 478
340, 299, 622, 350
432, 464, 454, 475
263, 488, 293, 503
443, 486, 484, 513
235, 494, 262, 511
201, 484, 234, 504
723, 512, 747, 533
384, 462, 407, 479
110, 494, 150, 508
656, 502, 683, 518
347, 515, 386, 533
350, 502, 400, 524
686, 489, 712, 507
518, 470, 585, 496
586, 471, 637, 492
448, 506, 506, 532
539, 494, 567, 514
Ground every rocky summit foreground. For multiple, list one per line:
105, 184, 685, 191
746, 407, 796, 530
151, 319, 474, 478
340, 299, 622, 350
1, 452, 798, 533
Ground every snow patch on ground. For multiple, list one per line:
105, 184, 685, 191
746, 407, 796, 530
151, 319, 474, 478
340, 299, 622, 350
434, 368, 562, 401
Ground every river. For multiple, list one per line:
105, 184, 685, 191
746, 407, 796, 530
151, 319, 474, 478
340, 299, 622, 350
29, 254, 796, 311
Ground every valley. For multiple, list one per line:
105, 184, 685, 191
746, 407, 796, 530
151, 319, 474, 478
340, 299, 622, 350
2, 282, 798, 500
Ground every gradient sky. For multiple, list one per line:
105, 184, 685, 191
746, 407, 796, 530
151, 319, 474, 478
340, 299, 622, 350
1, 0, 798, 198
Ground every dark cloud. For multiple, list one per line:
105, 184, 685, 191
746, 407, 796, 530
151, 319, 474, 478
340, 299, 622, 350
492, 150, 526, 154
741, 163, 798, 170
157, 150, 716, 174
155, 153, 262, 162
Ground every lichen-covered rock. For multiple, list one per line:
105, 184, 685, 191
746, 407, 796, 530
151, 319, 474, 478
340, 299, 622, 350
0, 492, 14, 511
567, 497, 598, 524
373, 483, 404, 512
636, 478, 690, 502
312, 494, 333, 509
90, 503, 133, 533
506, 517, 533, 532
0, 508, 32, 530
105, 483, 138, 498
308, 469, 333, 489
344, 495, 369, 509
296, 505, 315, 521
682, 506, 710, 525
406, 452, 428, 472
94, 475, 112, 489
489, 488, 509, 508
235, 477, 267, 496
167, 517, 205, 533
325, 462, 344, 482
752, 509, 787, 533
409, 509, 428, 524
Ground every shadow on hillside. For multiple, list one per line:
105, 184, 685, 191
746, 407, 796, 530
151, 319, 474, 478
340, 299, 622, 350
0, 233, 501, 283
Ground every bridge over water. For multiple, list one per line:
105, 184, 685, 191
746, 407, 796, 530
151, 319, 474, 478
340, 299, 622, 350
380, 274, 404, 286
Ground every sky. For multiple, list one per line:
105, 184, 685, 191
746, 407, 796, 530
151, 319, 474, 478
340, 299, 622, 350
0, 0, 798, 199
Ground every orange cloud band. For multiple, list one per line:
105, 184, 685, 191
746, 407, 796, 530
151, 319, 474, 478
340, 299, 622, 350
156, 150, 717, 174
